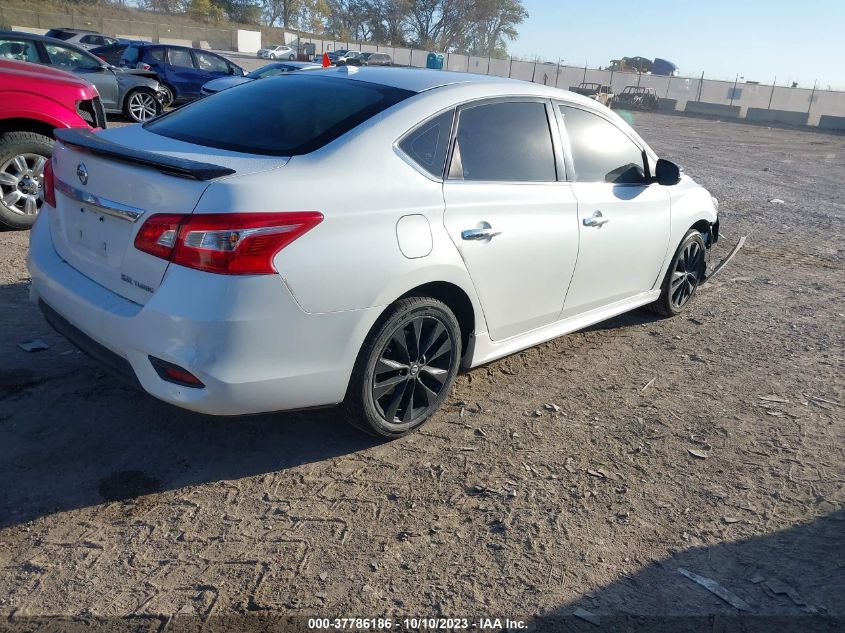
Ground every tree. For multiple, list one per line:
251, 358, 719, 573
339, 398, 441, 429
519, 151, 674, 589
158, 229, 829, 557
465, 0, 526, 56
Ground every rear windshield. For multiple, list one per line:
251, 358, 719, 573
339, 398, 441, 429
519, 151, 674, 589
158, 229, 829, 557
144, 74, 414, 156
46, 29, 75, 41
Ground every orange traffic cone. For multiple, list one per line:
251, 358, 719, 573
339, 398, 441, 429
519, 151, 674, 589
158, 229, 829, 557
322, 52, 330, 68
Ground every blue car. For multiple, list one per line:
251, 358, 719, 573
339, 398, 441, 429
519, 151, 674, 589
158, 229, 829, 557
120, 44, 245, 105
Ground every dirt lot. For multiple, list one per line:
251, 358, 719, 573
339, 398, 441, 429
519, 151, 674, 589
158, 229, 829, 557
0, 113, 843, 631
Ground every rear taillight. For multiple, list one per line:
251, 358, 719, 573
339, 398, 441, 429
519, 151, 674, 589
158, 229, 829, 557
134, 212, 323, 275
96, 55, 107, 61
139, 63, 151, 71
43, 159, 56, 207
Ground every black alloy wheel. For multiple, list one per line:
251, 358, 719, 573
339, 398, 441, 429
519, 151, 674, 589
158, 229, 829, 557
344, 297, 461, 437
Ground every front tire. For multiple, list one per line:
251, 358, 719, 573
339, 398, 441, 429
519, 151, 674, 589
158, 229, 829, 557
344, 297, 461, 438
269, 53, 276, 60
651, 229, 707, 316
124, 89, 162, 122
288, 54, 295, 60
0, 131, 53, 230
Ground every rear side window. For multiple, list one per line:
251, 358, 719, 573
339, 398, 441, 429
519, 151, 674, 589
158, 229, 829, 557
45, 30, 74, 41
448, 101, 556, 182
0, 38, 40, 63
168, 48, 194, 68
559, 105, 646, 184
145, 75, 414, 156
398, 109, 454, 178
147, 48, 166, 63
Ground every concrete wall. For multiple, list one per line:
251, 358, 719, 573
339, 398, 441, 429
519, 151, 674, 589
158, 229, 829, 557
684, 101, 742, 118
818, 115, 845, 131
746, 108, 809, 126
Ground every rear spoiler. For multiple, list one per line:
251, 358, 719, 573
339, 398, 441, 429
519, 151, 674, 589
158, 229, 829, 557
54, 128, 236, 181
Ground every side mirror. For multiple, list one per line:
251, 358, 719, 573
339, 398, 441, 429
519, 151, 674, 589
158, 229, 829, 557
655, 158, 681, 186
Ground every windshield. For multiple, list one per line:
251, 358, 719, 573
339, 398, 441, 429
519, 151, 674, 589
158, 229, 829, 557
144, 74, 414, 156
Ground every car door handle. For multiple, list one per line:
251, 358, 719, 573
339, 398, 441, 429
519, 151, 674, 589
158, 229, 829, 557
583, 211, 609, 228
461, 227, 502, 240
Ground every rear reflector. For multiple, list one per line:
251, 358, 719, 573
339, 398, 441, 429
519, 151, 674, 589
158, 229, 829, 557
134, 212, 323, 275
149, 356, 205, 388
43, 159, 56, 208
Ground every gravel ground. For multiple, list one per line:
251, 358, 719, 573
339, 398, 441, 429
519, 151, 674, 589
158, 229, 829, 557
0, 112, 843, 631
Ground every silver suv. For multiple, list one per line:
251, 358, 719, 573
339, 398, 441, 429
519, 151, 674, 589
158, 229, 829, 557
44, 28, 119, 50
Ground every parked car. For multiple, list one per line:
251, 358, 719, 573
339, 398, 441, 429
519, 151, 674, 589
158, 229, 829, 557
29, 68, 743, 438
257, 44, 295, 60
350, 52, 393, 67
44, 28, 120, 50
0, 58, 103, 229
569, 82, 614, 107
200, 60, 322, 97
0, 31, 165, 123
328, 49, 361, 65
613, 86, 660, 111
120, 43, 245, 105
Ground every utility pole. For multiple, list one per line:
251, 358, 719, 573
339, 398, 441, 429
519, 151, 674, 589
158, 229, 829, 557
768, 76, 776, 109
729, 73, 739, 106
696, 71, 704, 102
582, 60, 587, 83
555, 58, 561, 87
532, 57, 538, 82
808, 79, 817, 114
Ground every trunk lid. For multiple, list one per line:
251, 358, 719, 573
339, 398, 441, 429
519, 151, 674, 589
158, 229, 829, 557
48, 125, 289, 305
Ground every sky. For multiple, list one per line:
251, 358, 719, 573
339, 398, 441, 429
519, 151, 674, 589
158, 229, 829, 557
511, 0, 845, 90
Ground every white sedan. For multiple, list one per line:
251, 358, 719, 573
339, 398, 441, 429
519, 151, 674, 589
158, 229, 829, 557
257, 44, 295, 60
28, 67, 743, 437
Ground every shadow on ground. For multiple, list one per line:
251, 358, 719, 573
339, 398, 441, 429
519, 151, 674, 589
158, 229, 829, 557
532, 508, 845, 632
0, 281, 380, 528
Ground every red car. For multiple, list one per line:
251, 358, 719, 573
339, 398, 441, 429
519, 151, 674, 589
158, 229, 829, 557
0, 58, 105, 229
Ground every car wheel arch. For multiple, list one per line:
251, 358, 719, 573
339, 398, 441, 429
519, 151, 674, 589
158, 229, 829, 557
396, 281, 477, 357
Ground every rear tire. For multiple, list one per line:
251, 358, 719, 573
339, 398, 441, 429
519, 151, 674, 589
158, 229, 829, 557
0, 131, 53, 230
343, 297, 461, 438
650, 229, 707, 317
288, 54, 295, 60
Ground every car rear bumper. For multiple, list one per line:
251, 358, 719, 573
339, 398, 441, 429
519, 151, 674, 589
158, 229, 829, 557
27, 213, 381, 416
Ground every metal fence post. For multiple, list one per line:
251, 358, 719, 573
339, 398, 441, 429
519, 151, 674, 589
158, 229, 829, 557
696, 71, 704, 101
768, 76, 776, 109
582, 62, 587, 83
554, 58, 561, 87
531, 57, 538, 82
729, 73, 739, 106
508, 57, 513, 78
808, 79, 817, 114
487, 54, 491, 75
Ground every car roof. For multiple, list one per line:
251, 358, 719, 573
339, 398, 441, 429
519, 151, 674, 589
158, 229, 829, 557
47, 27, 99, 34
311, 66, 601, 104
0, 30, 98, 54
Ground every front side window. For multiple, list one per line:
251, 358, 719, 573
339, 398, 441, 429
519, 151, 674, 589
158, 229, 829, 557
43, 43, 101, 70
398, 109, 454, 179
145, 74, 413, 156
448, 101, 556, 182
167, 48, 194, 69
559, 105, 646, 184
195, 51, 228, 73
